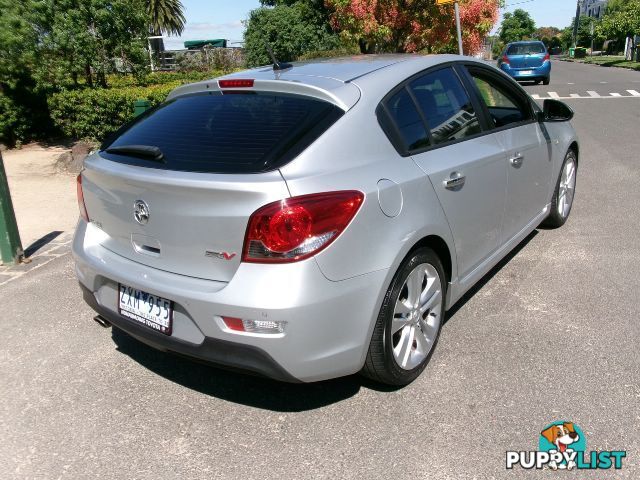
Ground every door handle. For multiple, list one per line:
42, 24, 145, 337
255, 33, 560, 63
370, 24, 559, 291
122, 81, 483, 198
443, 171, 466, 189
509, 153, 524, 167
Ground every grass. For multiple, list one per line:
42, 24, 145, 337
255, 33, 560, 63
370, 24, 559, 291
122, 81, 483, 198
564, 55, 640, 71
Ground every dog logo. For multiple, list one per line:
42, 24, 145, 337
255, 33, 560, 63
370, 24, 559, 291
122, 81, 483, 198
539, 422, 584, 470
506, 421, 626, 471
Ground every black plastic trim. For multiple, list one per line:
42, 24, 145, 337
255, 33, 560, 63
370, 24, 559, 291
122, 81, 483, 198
80, 283, 301, 383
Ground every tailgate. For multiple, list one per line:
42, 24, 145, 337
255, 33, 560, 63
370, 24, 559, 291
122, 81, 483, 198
81, 154, 289, 282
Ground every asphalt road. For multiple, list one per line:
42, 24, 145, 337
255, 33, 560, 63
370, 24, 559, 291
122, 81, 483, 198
1, 60, 639, 479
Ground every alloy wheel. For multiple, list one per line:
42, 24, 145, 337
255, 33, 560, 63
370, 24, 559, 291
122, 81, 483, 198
391, 263, 443, 370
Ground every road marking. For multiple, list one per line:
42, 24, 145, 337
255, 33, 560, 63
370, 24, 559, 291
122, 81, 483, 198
529, 89, 640, 100
600, 81, 608, 84
567, 82, 575, 85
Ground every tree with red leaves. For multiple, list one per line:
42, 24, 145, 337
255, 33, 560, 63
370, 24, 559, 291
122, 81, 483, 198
325, 0, 501, 55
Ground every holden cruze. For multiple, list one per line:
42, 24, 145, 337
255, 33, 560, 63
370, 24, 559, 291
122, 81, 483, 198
74, 54, 578, 385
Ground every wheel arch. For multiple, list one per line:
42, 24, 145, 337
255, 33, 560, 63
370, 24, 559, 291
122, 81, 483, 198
407, 234, 453, 285
569, 141, 579, 163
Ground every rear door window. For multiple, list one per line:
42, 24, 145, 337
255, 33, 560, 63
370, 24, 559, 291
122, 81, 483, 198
100, 92, 343, 173
408, 67, 482, 146
383, 88, 430, 151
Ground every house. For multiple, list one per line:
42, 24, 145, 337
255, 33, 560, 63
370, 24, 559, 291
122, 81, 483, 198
580, 0, 608, 19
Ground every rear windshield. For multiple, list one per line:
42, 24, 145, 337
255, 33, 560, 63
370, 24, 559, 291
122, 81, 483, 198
100, 92, 343, 173
507, 43, 546, 55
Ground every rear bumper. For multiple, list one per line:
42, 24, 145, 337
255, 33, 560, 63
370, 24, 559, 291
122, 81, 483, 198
73, 221, 389, 382
499, 62, 551, 79
80, 283, 300, 382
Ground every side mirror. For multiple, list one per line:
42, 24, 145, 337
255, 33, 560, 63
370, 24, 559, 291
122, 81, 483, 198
542, 99, 574, 122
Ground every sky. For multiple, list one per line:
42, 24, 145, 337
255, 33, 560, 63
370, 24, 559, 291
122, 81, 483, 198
163, 0, 578, 50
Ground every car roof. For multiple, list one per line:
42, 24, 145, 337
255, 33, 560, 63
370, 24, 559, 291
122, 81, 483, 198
167, 54, 488, 110
227, 54, 414, 82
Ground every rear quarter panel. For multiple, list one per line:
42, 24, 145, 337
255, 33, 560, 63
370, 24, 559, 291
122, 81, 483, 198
279, 68, 458, 286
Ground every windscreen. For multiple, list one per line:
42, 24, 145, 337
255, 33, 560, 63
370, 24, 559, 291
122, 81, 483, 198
507, 43, 546, 55
100, 91, 343, 173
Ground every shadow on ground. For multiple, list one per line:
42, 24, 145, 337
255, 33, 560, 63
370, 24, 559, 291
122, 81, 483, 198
111, 327, 398, 412
24, 230, 63, 257
110, 230, 539, 412
444, 230, 537, 322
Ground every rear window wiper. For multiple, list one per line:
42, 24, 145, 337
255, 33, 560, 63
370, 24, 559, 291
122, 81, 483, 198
104, 145, 165, 163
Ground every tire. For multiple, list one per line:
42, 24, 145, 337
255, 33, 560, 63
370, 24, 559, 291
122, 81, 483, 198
543, 76, 550, 85
534, 80, 541, 85
542, 149, 577, 228
362, 247, 446, 386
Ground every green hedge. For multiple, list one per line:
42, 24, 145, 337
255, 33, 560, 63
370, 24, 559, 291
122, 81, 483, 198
48, 70, 231, 141
48, 82, 181, 141
106, 70, 226, 88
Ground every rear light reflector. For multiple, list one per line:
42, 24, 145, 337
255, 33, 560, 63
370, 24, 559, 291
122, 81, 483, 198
242, 191, 364, 263
502, 55, 510, 65
222, 316, 286, 334
222, 317, 245, 331
543, 52, 550, 62
218, 79, 254, 88
76, 173, 89, 222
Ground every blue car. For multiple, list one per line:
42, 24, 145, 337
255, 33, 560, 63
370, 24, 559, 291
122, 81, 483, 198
498, 41, 551, 85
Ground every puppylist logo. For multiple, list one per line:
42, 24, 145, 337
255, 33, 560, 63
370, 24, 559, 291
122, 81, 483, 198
506, 421, 627, 471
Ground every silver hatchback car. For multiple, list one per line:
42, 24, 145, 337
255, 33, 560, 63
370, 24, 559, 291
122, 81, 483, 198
74, 55, 578, 385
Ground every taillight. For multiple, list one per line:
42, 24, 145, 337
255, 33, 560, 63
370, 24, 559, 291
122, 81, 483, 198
544, 52, 550, 62
76, 173, 89, 222
242, 191, 364, 263
218, 79, 254, 88
502, 55, 510, 65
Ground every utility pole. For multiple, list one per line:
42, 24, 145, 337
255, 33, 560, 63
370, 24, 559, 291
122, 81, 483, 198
0, 151, 24, 265
437, 0, 463, 55
573, 0, 582, 48
454, 1, 464, 55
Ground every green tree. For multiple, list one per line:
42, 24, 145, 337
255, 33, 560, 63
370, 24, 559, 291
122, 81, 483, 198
244, 2, 342, 67
0, 0, 151, 144
147, 0, 186, 36
33, 0, 149, 89
562, 16, 603, 48
499, 9, 536, 43
533, 26, 561, 40
0, 0, 50, 144
598, 0, 640, 41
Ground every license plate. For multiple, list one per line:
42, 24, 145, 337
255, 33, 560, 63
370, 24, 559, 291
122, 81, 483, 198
521, 70, 533, 75
118, 284, 173, 335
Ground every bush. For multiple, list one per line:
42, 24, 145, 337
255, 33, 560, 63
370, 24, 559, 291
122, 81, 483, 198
106, 70, 227, 88
49, 68, 240, 142
296, 46, 360, 61
175, 48, 244, 73
48, 83, 180, 141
